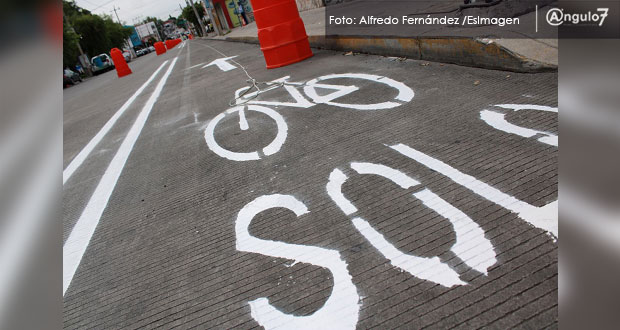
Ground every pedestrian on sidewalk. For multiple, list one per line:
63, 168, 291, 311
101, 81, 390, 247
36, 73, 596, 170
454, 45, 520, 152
237, 1, 249, 25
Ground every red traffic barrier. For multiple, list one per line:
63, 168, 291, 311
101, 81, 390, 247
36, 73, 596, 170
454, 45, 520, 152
250, 0, 313, 68
165, 39, 178, 49
110, 48, 132, 78
189, 34, 194, 40
154, 41, 166, 55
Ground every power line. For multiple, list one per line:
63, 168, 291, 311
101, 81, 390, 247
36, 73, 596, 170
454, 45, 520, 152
92, 0, 116, 11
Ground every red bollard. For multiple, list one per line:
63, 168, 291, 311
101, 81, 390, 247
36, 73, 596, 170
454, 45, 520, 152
189, 34, 194, 40
250, 0, 313, 68
110, 48, 132, 78
154, 41, 166, 55
165, 39, 175, 49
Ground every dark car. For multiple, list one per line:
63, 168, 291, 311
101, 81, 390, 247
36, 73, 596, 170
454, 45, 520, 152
63, 68, 82, 88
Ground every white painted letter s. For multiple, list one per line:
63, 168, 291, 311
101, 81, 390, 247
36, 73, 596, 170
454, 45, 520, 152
235, 194, 360, 329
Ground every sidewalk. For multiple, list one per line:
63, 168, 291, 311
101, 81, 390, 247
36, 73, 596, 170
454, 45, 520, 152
207, 5, 557, 72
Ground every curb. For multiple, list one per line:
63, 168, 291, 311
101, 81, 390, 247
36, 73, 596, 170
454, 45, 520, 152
211, 35, 556, 73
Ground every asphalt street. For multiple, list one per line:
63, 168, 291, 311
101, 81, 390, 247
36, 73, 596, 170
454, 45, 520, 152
63, 39, 558, 329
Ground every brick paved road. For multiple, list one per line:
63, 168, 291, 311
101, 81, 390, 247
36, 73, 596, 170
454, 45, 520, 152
63, 39, 558, 329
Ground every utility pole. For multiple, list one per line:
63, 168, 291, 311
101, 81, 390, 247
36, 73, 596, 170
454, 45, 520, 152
202, 0, 222, 36
187, 0, 208, 37
112, 6, 122, 24
63, 10, 92, 76
179, 3, 194, 35
111, 6, 136, 58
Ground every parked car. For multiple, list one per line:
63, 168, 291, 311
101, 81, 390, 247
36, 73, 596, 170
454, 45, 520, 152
148, 46, 155, 52
63, 68, 82, 88
136, 48, 149, 57
90, 54, 115, 75
122, 50, 132, 62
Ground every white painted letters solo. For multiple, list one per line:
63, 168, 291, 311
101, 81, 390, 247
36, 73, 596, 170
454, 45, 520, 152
202, 72, 559, 329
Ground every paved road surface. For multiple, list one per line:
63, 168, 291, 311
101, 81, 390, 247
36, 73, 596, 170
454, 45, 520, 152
63, 39, 558, 329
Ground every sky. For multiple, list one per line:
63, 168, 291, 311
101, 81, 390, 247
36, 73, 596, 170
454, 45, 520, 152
74, 0, 189, 25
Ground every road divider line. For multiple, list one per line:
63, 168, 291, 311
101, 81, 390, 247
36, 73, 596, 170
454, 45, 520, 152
63, 60, 169, 185
63, 57, 178, 296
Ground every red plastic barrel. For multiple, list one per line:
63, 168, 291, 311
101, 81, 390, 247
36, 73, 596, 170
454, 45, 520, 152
250, 0, 313, 69
110, 48, 132, 78
154, 41, 166, 55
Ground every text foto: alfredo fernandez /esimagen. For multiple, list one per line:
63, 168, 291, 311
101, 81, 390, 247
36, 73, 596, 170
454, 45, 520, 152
329, 15, 520, 27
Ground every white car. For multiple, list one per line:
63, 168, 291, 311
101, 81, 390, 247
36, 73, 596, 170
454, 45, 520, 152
122, 50, 132, 62
148, 46, 155, 52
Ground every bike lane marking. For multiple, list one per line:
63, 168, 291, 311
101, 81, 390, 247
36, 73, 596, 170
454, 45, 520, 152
63, 60, 169, 185
204, 105, 288, 161
202, 56, 238, 71
388, 143, 558, 238
235, 194, 360, 330
63, 57, 179, 296
481, 104, 558, 146
327, 162, 496, 287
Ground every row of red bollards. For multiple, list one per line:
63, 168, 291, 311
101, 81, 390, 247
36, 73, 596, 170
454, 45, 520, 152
111, 37, 186, 78
110, 0, 314, 78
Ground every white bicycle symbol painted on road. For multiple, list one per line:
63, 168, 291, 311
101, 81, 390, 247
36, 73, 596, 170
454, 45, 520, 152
204, 73, 414, 161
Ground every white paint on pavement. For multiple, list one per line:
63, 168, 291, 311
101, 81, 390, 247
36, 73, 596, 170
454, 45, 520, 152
352, 217, 465, 287
495, 104, 558, 112
186, 62, 207, 70
63, 60, 169, 185
63, 57, 179, 296
350, 162, 420, 189
389, 143, 558, 238
304, 73, 414, 110
204, 105, 288, 161
327, 169, 357, 215
413, 188, 497, 274
481, 109, 558, 146
234, 76, 313, 108
328, 162, 495, 285
236, 194, 360, 330
202, 56, 238, 72
238, 107, 249, 130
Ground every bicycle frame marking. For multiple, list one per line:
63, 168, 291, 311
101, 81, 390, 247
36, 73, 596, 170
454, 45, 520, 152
234, 76, 314, 108
207, 73, 416, 162
304, 74, 414, 110
234, 73, 414, 110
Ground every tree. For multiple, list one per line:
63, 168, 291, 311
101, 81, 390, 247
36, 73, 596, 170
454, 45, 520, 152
181, 3, 206, 36
66, 2, 133, 61
63, 23, 80, 68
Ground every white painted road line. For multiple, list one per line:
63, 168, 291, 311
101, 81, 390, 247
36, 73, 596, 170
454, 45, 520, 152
63, 60, 169, 185
63, 57, 179, 296
389, 143, 558, 238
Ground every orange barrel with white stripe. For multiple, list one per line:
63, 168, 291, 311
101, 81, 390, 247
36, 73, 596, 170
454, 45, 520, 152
250, 0, 313, 68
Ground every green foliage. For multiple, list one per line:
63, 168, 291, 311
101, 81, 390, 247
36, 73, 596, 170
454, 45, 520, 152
181, 3, 206, 36
143, 16, 164, 26
62, 0, 133, 67
63, 23, 80, 68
